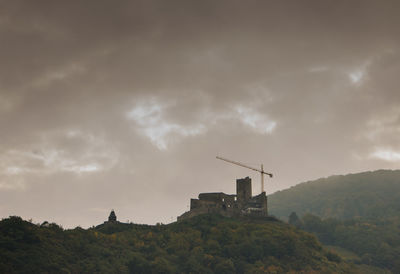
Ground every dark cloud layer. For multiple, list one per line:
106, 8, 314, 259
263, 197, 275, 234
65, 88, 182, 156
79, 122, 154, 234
0, 0, 400, 227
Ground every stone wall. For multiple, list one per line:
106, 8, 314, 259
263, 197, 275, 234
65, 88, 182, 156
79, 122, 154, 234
177, 177, 268, 221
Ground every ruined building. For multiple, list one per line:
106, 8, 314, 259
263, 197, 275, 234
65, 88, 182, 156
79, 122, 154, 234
178, 177, 268, 221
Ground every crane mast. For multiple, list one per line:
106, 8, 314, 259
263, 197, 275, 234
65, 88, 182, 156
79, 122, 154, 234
216, 156, 272, 193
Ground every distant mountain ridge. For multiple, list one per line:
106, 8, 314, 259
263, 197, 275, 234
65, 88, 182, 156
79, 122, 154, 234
269, 169, 400, 220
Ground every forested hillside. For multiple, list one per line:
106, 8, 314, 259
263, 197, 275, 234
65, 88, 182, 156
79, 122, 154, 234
0, 215, 354, 273
269, 169, 400, 220
298, 214, 400, 272
3, 170, 399, 273
269, 170, 400, 273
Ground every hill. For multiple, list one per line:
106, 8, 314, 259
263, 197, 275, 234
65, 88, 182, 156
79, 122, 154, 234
268, 170, 400, 272
0, 215, 354, 273
269, 169, 400, 220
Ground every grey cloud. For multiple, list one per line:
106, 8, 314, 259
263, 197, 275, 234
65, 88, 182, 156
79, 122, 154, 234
0, 0, 400, 227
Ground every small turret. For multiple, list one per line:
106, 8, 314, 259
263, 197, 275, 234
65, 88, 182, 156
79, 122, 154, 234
108, 210, 117, 222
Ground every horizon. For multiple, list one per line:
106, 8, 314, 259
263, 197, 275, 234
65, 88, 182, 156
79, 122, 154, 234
1, 0, 400, 228
3, 168, 398, 228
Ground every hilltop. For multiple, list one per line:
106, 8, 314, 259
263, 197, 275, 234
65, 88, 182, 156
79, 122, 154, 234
0, 214, 354, 273
3, 169, 400, 273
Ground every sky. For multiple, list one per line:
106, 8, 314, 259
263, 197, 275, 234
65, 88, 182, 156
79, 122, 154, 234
1, 0, 400, 228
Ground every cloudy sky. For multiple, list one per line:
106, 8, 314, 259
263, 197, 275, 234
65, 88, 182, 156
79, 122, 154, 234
1, 0, 400, 227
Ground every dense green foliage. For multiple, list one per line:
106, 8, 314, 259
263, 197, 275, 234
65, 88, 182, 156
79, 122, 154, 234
298, 214, 400, 273
268, 169, 400, 273
269, 169, 400, 220
0, 215, 353, 273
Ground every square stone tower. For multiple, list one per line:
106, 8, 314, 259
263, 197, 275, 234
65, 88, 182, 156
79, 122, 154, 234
236, 177, 252, 208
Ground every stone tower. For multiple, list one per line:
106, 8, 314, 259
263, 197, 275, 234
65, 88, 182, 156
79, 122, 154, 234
236, 177, 252, 208
108, 210, 117, 222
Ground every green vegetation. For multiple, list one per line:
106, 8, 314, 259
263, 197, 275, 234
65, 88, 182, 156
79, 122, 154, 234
4, 169, 399, 273
295, 214, 400, 272
269, 169, 400, 273
269, 169, 400, 220
0, 214, 354, 273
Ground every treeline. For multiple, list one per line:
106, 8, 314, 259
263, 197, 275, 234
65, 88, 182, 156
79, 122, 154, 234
0, 214, 353, 273
289, 213, 400, 272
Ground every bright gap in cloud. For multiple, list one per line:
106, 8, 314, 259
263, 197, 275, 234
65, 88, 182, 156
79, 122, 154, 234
127, 100, 205, 150
127, 103, 162, 124
348, 60, 371, 85
349, 70, 364, 84
2, 130, 117, 178
370, 149, 400, 162
235, 106, 276, 134
143, 123, 205, 150
3, 150, 104, 175
65, 164, 100, 173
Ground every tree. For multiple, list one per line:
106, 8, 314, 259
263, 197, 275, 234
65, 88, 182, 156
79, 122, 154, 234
288, 212, 302, 228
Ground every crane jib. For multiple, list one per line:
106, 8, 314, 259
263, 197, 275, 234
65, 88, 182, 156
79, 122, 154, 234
216, 156, 273, 193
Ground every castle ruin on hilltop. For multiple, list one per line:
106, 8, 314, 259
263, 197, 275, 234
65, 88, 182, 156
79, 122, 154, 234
178, 177, 268, 221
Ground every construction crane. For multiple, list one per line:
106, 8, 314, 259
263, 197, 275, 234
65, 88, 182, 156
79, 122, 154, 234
216, 156, 273, 193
